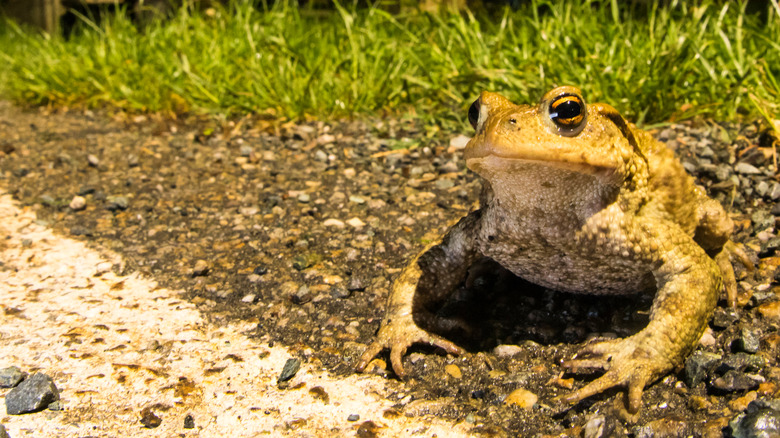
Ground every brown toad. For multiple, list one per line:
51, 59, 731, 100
357, 86, 747, 412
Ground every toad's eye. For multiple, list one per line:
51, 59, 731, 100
549, 94, 586, 136
468, 99, 481, 130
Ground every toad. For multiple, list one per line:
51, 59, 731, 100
357, 86, 747, 412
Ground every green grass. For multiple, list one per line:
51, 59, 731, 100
0, 0, 778, 127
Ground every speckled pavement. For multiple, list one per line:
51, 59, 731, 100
0, 192, 469, 437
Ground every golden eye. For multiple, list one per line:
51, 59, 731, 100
548, 93, 587, 136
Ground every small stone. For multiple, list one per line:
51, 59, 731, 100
278, 358, 301, 384
347, 414, 360, 422
438, 160, 459, 173
349, 195, 366, 204
140, 406, 162, 428
322, 218, 345, 229
95, 261, 113, 275
449, 134, 470, 150
313, 150, 328, 162
435, 179, 455, 190
47, 401, 62, 411
757, 181, 770, 197
347, 274, 367, 292
771, 183, 780, 200
317, 134, 336, 145
297, 193, 310, 203
239, 145, 253, 156
583, 415, 607, 438
0, 367, 26, 388
346, 217, 365, 228
712, 308, 739, 328
444, 364, 462, 379
0, 424, 9, 438
183, 414, 195, 429
105, 195, 129, 211
735, 162, 762, 175
291, 285, 312, 304
493, 345, 523, 358
5, 373, 60, 415
718, 353, 765, 373
711, 370, 761, 392
504, 388, 537, 410
241, 294, 256, 303
730, 400, 780, 438
633, 417, 691, 438
685, 351, 722, 387
734, 328, 761, 354
253, 266, 268, 275
87, 154, 99, 167
191, 260, 210, 277
69, 195, 86, 211
330, 285, 350, 299
757, 301, 780, 320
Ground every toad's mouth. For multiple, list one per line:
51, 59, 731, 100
466, 155, 617, 180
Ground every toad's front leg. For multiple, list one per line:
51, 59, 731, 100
356, 211, 482, 377
558, 218, 722, 413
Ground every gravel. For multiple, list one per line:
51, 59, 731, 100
0, 367, 26, 388
4, 373, 60, 415
0, 105, 778, 434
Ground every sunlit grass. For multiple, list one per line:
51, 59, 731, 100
0, 0, 778, 127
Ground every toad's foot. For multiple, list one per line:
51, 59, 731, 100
555, 335, 671, 413
356, 316, 464, 378
717, 241, 754, 307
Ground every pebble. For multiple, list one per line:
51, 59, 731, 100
297, 193, 311, 203
730, 400, 780, 438
183, 414, 195, 429
684, 351, 721, 387
317, 134, 336, 145
69, 195, 86, 211
757, 301, 780, 320
95, 261, 113, 275
330, 285, 350, 299
504, 388, 537, 410
734, 328, 761, 354
241, 294, 256, 303
239, 145, 253, 156
5, 372, 60, 415
771, 183, 780, 200
0, 424, 8, 438
191, 260, 210, 277
140, 406, 162, 428
444, 364, 462, 379
711, 370, 761, 392
87, 154, 99, 167
712, 308, 739, 328
435, 179, 454, 190
347, 414, 360, 422
313, 150, 328, 162
278, 358, 301, 384
449, 134, 470, 150
633, 417, 691, 438
349, 195, 366, 204
346, 217, 365, 228
347, 274, 367, 292
735, 162, 762, 175
291, 285, 312, 304
105, 195, 129, 211
492, 344, 523, 358
0, 366, 26, 388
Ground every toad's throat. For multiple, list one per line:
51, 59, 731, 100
467, 156, 620, 222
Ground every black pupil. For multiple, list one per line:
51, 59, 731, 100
468, 99, 480, 129
554, 99, 581, 121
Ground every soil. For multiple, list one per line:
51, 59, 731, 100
0, 100, 779, 437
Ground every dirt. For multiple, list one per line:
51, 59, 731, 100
0, 101, 779, 437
